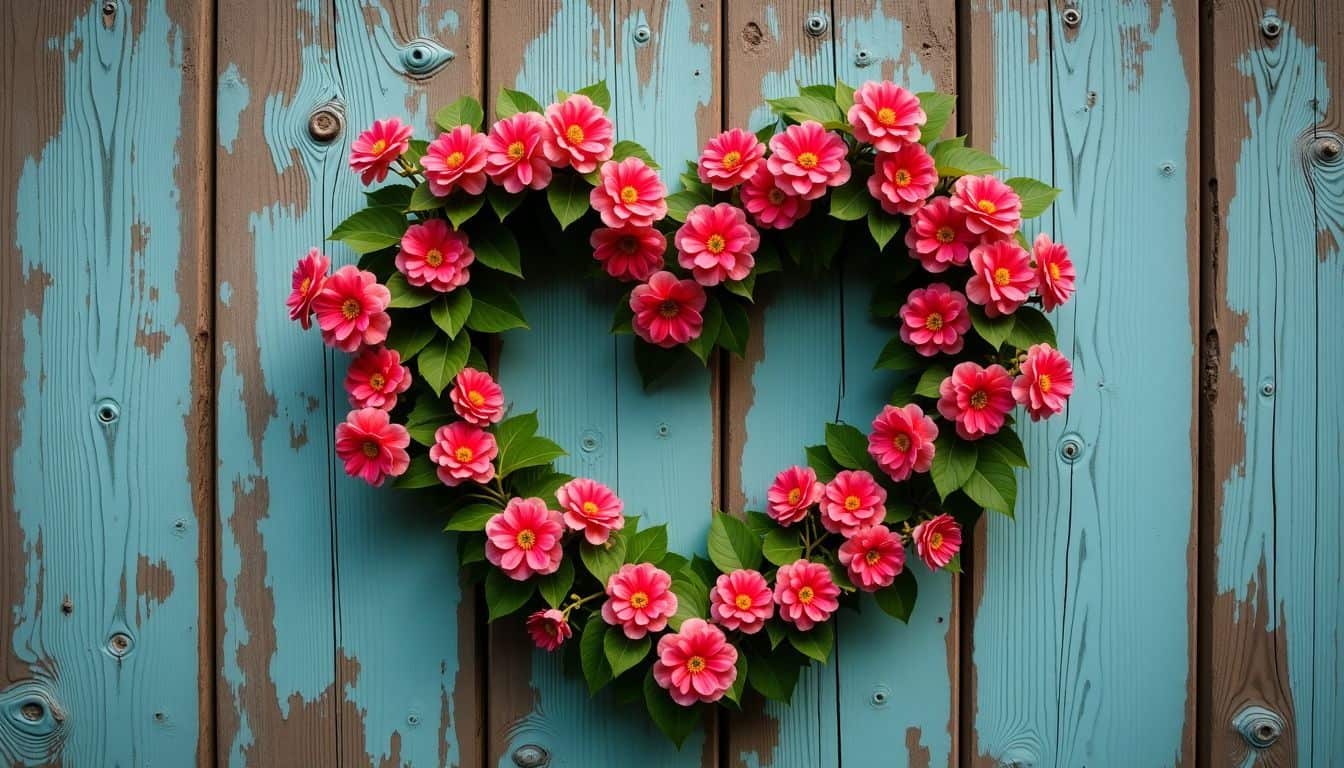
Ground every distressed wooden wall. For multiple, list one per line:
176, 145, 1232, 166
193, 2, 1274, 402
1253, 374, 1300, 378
1, 1, 1340, 767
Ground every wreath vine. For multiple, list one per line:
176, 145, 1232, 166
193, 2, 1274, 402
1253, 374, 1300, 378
285, 79, 1076, 745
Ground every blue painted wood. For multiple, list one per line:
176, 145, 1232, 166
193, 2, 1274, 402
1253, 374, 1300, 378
2, 1, 208, 764
971, 1, 1197, 765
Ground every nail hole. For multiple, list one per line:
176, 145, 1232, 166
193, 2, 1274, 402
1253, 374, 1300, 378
854, 49, 873, 67
1059, 434, 1084, 462
804, 12, 828, 36
19, 701, 44, 722
1260, 379, 1275, 397
108, 632, 133, 657
1062, 7, 1081, 27
633, 24, 652, 44
95, 399, 120, 423
1260, 12, 1282, 38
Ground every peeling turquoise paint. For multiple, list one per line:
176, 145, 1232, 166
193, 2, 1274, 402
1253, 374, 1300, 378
218, 62, 250, 154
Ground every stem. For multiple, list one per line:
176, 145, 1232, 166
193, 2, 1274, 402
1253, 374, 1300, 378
561, 591, 604, 618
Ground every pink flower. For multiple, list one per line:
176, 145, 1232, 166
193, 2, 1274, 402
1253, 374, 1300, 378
287, 248, 329, 329
484, 111, 554, 193
590, 157, 667, 228
868, 404, 938, 483
838, 525, 905, 591
847, 81, 926, 152
950, 174, 1021, 239
965, 240, 1038, 318
652, 618, 739, 706
629, 271, 706, 348
899, 283, 973, 356
484, 497, 565, 580
555, 477, 625, 545
601, 562, 678, 640
344, 346, 412, 410
422, 125, 489, 197
697, 128, 766, 190
708, 569, 774, 633
936, 362, 1016, 440
868, 144, 937, 215
526, 608, 572, 651
449, 367, 505, 425
821, 470, 887, 536
590, 225, 666, 282
773, 559, 840, 631
429, 421, 498, 486
674, 203, 760, 286
1033, 233, 1076, 311
1013, 343, 1074, 421
766, 121, 851, 200
911, 514, 962, 570
541, 94, 614, 173
766, 465, 824, 526
349, 118, 413, 185
740, 165, 811, 229
312, 265, 391, 353
334, 408, 410, 487
396, 219, 474, 293
905, 197, 976, 273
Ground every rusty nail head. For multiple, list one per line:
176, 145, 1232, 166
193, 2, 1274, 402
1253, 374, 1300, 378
108, 632, 133, 656
309, 110, 341, 143
805, 12, 828, 36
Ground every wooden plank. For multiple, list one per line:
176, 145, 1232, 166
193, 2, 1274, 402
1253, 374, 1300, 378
214, 1, 483, 765
722, 2, 959, 766
968, 1, 1199, 765
485, 1, 720, 765
0, 0, 212, 765
1203, 0, 1342, 763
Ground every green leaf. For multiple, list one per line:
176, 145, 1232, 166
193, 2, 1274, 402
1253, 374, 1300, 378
980, 429, 1029, 468
724, 273, 755, 302
664, 189, 710, 223
724, 655, 749, 705
499, 435, 566, 478
459, 535, 486, 566
914, 365, 950, 398
443, 192, 485, 229
633, 341, 685, 389
874, 337, 921, 371
385, 319, 436, 361
537, 557, 575, 608
604, 628, 650, 678
932, 144, 1006, 177
435, 95, 484, 131
828, 179, 873, 221
417, 332, 471, 395
764, 621, 787, 649
494, 410, 537, 453
805, 444, 842, 483
744, 510, 773, 536
546, 172, 590, 230
1005, 176, 1061, 219
930, 436, 978, 500
834, 79, 856, 112
717, 298, 750, 358
824, 422, 877, 473
669, 573, 709, 631
747, 649, 801, 703
917, 91, 957, 145
575, 80, 612, 111
783, 216, 844, 271
962, 455, 1018, 516
1006, 306, 1057, 349
788, 622, 834, 663
484, 569, 534, 621
508, 467, 574, 499
611, 300, 634, 334
643, 671, 700, 747
406, 396, 454, 445
495, 87, 544, 119
443, 503, 500, 532
407, 182, 445, 213
393, 454, 439, 489
867, 207, 901, 250
626, 525, 669, 565
430, 289, 473, 337
486, 185, 524, 220
329, 206, 408, 253
386, 272, 437, 309
873, 569, 918, 622
366, 185, 413, 208
580, 534, 627, 584
969, 304, 1015, 349
465, 283, 528, 332
706, 512, 763, 573
762, 527, 803, 566
609, 139, 658, 169
580, 617, 613, 693
685, 295, 723, 364
469, 221, 524, 277
767, 93, 844, 124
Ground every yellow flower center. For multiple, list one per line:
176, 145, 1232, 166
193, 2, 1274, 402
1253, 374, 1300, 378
371, 139, 387, 154
425, 248, 444, 267
876, 107, 897, 126
798, 586, 815, 604
369, 373, 386, 390
300, 276, 312, 293
865, 550, 882, 565
445, 151, 465, 169
977, 199, 997, 214
516, 529, 536, 550
1039, 374, 1053, 393
659, 300, 681, 319
341, 298, 361, 320
787, 488, 802, 505
893, 169, 912, 186
706, 233, 727, 254
970, 391, 989, 410
454, 446, 475, 462
767, 188, 786, 204
566, 124, 585, 144
929, 532, 943, 550
361, 441, 380, 458
844, 495, 861, 511
1049, 262, 1061, 280
630, 592, 650, 609
795, 151, 819, 170
620, 185, 639, 204
506, 140, 526, 160
582, 501, 600, 516
686, 656, 706, 673
734, 594, 753, 610
467, 390, 485, 406
721, 150, 742, 170
892, 433, 911, 452
924, 312, 944, 331
993, 267, 1012, 287
936, 226, 956, 244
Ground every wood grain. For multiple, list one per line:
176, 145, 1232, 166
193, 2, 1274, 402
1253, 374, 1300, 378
0, 0, 212, 764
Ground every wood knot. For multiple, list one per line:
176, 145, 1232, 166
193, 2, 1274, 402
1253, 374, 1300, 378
308, 103, 345, 143
1312, 133, 1343, 165
741, 22, 764, 48
511, 744, 549, 767
1233, 705, 1284, 749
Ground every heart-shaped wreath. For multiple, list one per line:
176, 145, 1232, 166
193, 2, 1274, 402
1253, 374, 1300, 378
285, 79, 1075, 745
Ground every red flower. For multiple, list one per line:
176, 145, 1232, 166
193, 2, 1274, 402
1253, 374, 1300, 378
1032, 233, 1076, 311
936, 362, 1015, 440
674, 203, 760, 286
287, 248, 330, 329
526, 608, 572, 651
773, 559, 840, 631
868, 403, 937, 483
590, 225, 666, 282
629, 271, 706, 348
766, 121, 851, 200
334, 408, 410, 487
869, 143, 937, 216
311, 265, 391, 353
965, 240, 1037, 318
344, 346, 412, 410
348, 118, 413, 185
911, 514, 962, 570
898, 283, 973, 357
838, 525, 905, 591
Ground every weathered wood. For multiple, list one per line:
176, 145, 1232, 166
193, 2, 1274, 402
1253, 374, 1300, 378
214, 1, 483, 765
485, 1, 720, 765
723, 2, 959, 766
1203, 0, 1342, 764
0, 0, 213, 765
967, 1, 1199, 765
